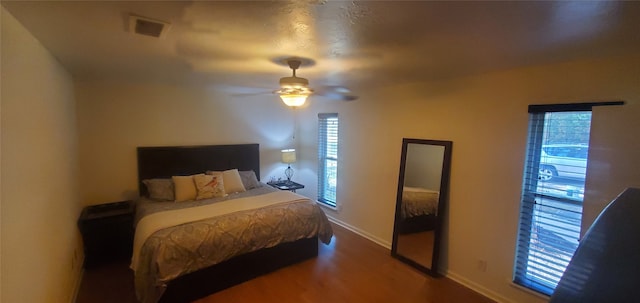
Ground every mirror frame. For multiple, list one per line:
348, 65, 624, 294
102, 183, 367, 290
391, 138, 452, 276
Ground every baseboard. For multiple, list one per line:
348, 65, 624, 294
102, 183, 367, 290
326, 217, 520, 303
326, 217, 392, 249
444, 270, 512, 303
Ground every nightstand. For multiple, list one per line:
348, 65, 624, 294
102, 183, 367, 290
267, 180, 305, 192
78, 200, 134, 268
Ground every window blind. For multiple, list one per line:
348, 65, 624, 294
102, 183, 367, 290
514, 111, 588, 295
514, 101, 622, 295
318, 113, 338, 207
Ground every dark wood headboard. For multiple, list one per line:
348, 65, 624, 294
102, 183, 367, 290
137, 144, 260, 196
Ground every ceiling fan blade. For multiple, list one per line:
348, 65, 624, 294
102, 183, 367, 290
215, 84, 273, 97
315, 85, 358, 101
231, 91, 273, 97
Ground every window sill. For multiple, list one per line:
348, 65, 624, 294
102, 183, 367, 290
316, 201, 338, 212
509, 281, 551, 300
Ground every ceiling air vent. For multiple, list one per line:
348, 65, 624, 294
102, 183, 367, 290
129, 15, 171, 38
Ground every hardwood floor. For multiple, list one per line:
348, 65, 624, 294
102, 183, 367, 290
397, 230, 434, 267
77, 223, 495, 303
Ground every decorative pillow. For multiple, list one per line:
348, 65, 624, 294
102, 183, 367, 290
239, 170, 260, 190
194, 173, 226, 200
142, 178, 174, 201
172, 174, 199, 202
207, 169, 247, 194
206, 170, 223, 179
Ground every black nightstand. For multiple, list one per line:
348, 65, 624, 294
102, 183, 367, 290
78, 200, 134, 268
267, 180, 305, 192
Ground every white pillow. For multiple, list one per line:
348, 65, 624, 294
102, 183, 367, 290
172, 174, 199, 202
206, 169, 247, 194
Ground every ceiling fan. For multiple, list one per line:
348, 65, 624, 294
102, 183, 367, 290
274, 58, 313, 107
273, 57, 358, 107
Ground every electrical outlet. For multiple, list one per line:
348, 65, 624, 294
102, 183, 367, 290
477, 259, 487, 272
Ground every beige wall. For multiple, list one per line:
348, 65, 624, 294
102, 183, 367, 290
298, 53, 640, 303
74, 80, 302, 205
73, 52, 640, 303
1, 7, 82, 303
404, 144, 445, 191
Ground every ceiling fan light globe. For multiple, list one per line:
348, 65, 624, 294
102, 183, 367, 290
280, 94, 308, 107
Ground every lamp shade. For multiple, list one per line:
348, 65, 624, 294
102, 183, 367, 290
281, 149, 296, 163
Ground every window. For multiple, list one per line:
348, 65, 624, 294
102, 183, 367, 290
318, 113, 338, 207
514, 102, 622, 295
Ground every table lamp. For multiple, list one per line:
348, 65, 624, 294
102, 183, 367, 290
281, 149, 296, 182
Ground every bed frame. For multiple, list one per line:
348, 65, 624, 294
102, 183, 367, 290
397, 214, 437, 234
136, 144, 319, 303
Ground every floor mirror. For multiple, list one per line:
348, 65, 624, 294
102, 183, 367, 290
391, 138, 452, 276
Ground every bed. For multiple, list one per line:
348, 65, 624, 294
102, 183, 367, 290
132, 144, 333, 303
397, 186, 439, 234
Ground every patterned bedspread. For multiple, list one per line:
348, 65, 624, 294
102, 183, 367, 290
400, 186, 440, 218
131, 186, 333, 303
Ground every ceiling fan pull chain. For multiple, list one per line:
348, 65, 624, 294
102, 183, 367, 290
292, 107, 297, 142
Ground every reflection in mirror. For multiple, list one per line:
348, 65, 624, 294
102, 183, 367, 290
391, 138, 452, 276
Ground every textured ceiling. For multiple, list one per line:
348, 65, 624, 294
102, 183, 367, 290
3, 1, 640, 94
